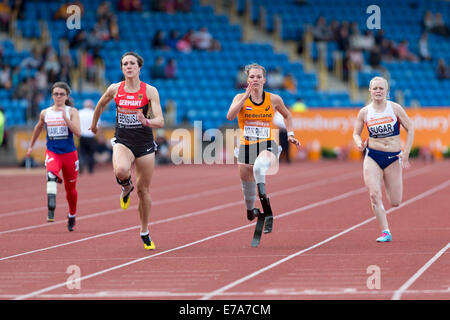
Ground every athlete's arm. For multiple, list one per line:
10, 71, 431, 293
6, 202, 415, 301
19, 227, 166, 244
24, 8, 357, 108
26, 109, 46, 156
353, 107, 368, 151
272, 94, 301, 148
393, 102, 414, 168
139, 85, 164, 128
90, 83, 119, 134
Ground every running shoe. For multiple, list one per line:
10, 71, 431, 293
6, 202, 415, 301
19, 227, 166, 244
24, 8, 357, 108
120, 184, 134, 210
141, 233, 156, 250
376, 230, 392, 242
67, 215, 76, 232
247, 208, 260, 221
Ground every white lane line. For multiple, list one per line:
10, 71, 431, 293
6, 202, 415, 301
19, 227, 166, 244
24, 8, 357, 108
200, 180, 450, 300
0, 170, 360, 260
2, 288, 450, 299
0, 162, 341, 218
12, 179, 448, 300
391, 242, 450, 300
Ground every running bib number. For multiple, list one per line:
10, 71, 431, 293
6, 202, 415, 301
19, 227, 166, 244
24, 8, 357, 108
118, 112, 141, 126
48, 126, 68, 138
244, 126, 270, 139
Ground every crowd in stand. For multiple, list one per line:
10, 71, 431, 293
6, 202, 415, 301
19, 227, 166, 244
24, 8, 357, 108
302, 11, 450, 82
149, 26, 221, 79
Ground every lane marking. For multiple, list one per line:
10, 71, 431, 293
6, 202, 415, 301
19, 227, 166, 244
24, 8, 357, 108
391, 242, 450, 300
200, 180, 450, 300
11, 179, 448, 300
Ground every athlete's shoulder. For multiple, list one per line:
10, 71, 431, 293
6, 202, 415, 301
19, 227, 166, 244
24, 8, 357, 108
389, 100, 403, 110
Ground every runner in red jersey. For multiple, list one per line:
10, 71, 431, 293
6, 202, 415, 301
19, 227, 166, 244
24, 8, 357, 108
90, 52, 164, 250
27, 82, 81, 231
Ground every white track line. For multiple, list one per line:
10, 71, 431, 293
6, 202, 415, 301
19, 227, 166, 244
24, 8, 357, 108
0, 163, 341, 218
3, 288, 450, 299
391, 242, 450, 300
11, 179, 448, 300
0, 169, 361, 235
0, 170, 360, 260
200, 179, 450, 300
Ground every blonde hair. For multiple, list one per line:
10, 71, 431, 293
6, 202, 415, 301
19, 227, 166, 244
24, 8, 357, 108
369, 76, 389, 91
244, 63, 266, 78
369, 76, 390, 99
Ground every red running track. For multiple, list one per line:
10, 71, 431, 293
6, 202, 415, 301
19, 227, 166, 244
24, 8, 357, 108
0, 160, 448, 300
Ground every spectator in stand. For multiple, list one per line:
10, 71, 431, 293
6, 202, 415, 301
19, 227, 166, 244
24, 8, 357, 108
418, 32, 432, 61
117, 0, 142, 11
176, 29, 194, 53
70, 30, 87, 50
368, 46, 384, 72
166, 30, 180, 50
53, 1, 84, 20
94, 17, 111, 41
312, 16, 333, 42
164, 58, 177, 79
348, 48, 365, 71
430, 13, 450, 37
97, 1, 114, 23
152, 30, 169, 50
174, 0, 192, 12
35, 65, 48, 94
436, 58, 450, 80
336, 23, 351, 53
20, 47, 42, 70
374, 29, 385, 47
109, 15, 120, 40
266, 67, 284, 90
0, 64, 11, 89
150, 56, 166, 79
283, 73, 298, 94
422, 10, 435, 32
0, 0, 12, 33
193, 27, 213, 51
380, 39, 398, 62
236, 66, 247, 89
397, 40, 419, 62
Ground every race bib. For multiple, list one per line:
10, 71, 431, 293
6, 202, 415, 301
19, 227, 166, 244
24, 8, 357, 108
244, 126, 270, 139
48, 125, 68, 138
117, 111, 141, 126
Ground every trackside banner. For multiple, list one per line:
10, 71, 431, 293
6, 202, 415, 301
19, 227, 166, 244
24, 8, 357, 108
291, 108, 450, 148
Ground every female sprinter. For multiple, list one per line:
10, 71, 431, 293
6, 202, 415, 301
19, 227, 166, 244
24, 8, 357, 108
227, 63, 300, 243
26, 82, 81, 232
89, 52, 164, 250
353, 76, 414, 242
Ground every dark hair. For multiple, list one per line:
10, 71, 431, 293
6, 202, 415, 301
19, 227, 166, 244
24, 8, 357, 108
120, 52, 144, 68
51, 81, 74, 107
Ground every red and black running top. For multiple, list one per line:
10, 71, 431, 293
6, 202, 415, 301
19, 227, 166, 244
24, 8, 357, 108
113, 81, 154, 146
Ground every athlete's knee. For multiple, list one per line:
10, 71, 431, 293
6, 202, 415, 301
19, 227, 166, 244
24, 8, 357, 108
253, 156, 271, 184
369, 189, 382, 206
114, 167, 130, 181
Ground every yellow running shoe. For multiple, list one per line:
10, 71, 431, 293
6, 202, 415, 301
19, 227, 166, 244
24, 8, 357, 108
141, 233, 156, 250
120, 185, 134, 210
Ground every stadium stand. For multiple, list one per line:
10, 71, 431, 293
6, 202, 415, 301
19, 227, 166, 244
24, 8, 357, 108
0, 0, 449, 132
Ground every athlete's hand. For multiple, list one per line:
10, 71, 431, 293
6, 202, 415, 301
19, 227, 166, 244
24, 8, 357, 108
357, 138, 368, 151
288, 136, 301, 150
398, 152, 410, 169
244, 82, 259, 97
26, 146, 33, 157
89, 125, 98, 134
137, 111, 147, 126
